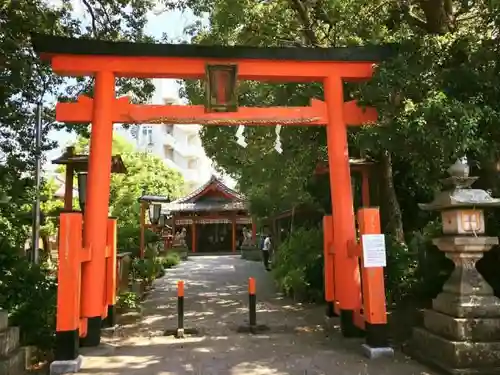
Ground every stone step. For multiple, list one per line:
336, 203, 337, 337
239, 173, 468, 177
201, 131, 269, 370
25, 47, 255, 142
0, 347, 25, 375
0, 311, 8, 333
0, 327, 20, 358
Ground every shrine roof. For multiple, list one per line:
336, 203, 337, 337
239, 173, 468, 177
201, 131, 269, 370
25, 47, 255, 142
52, 153, 127, 174
139, 175, 247, 212
164, 201, 246, 212
31, 34, 394, 62
177, 175, 244, 203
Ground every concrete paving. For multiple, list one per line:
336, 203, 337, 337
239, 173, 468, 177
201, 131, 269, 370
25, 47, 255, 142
76, 255, 437, 375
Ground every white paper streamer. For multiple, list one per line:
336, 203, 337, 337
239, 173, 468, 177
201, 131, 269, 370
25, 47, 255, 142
235, 125, 248, 148
274, 125, 283, 153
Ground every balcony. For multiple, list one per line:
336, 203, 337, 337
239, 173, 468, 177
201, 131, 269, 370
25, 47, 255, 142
162, 133, 176, 147
176, 124, 201, 134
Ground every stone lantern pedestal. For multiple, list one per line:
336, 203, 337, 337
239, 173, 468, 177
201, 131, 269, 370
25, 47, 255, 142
412, 160, 500, 375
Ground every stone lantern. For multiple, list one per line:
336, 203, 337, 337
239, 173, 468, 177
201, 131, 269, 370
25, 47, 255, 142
412, 159, 500, 374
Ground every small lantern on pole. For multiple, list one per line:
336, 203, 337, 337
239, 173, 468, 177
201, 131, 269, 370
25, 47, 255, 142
77, 172, 87, 213
148, 203, 162, 225
205, 64, 238, 113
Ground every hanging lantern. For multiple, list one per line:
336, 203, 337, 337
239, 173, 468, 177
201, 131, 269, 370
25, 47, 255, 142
77, 172, 87, 213
148, 203, 162, 225
205, 64, 238, 113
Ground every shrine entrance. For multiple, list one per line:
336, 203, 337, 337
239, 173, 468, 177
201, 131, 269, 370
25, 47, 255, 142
138, 175, 254, 255
32, 33, 393, 368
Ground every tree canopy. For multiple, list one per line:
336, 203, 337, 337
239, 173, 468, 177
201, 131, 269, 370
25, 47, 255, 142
172, 1, 500, 245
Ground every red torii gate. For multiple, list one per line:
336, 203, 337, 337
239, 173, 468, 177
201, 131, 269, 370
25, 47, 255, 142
32, 33, 392, 373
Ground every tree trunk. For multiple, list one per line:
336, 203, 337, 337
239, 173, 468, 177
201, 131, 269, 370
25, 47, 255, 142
380, 150, 405, 244
419, 0, 453, 34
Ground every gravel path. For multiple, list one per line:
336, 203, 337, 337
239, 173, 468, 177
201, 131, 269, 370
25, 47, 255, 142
77, 255, 437, 375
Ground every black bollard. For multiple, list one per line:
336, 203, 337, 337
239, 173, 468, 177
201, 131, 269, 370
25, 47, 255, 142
177, 280, 184, 338
249, 277, 256, 330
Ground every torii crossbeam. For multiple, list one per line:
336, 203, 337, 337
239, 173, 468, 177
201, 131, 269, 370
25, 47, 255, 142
56, 95, 377, 126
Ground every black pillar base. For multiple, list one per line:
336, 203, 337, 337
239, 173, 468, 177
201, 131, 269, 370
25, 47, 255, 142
365, 322, 389, 347
80, 316, 102, 347
55, 329, 79, 361
325, 302, 337, 317
340, 309, 365, 338
102, 305, 116, 328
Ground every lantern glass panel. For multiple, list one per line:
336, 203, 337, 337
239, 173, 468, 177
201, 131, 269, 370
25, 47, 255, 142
148, 203, 161, 225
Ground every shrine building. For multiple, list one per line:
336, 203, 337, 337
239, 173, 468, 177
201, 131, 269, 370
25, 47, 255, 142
140, 175, 255, 254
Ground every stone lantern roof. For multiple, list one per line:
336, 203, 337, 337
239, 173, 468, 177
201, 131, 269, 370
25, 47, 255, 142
419, 159, 500, 211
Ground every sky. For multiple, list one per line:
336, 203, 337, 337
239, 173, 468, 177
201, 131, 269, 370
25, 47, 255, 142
45, 2, 207, 167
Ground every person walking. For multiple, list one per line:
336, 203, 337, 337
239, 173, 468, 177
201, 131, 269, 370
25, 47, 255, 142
262, 233, 272, 271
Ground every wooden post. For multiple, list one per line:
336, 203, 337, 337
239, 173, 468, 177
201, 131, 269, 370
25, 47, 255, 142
139, 202, 146, 258
103, 217, 117, 327
80, 70, 115, 347
358, 208, 389, 349
251, 220, 256, 242
361, 168, 370, 207
64, 146, 75, 210
232, 217, 236, 252
324, 75, 361, 337
191, 221, 196, 253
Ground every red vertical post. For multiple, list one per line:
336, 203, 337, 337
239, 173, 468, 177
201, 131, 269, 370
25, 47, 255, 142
80, 70, 115, 347
324, 75, 362, 337
323, 215, 336, 317
251, 221, 257, 243
103, 217, 117, 327
53, 212, 82, 364
358, 208, 390, 350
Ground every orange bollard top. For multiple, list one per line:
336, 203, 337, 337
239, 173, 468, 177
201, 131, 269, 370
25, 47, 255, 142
177, 280, 184, 297
248, 277, 256, 295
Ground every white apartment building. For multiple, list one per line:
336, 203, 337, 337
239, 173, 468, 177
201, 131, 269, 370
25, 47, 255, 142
114, 79, 215, 191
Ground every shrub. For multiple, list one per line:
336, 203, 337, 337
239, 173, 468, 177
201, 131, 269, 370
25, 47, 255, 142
0, 245, 57, 352
117, 291, 140, 311
129, 243, 167, 284
160, 252, 180, 269
117, 225, 160, 257
272, 227, 323, 302
384, 220, 453, 305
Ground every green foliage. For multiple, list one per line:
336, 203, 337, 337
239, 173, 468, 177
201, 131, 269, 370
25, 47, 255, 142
131, 245, 164, 284
159, 252, 181, 269
117, 291, 140, 311
0, 245, 56, 351
272, 227, 324, 302
40, 178, 64, 238
384, 221, 454, 304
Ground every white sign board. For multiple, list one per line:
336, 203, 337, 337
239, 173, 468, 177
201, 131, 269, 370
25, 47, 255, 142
361, 234, 387, 268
